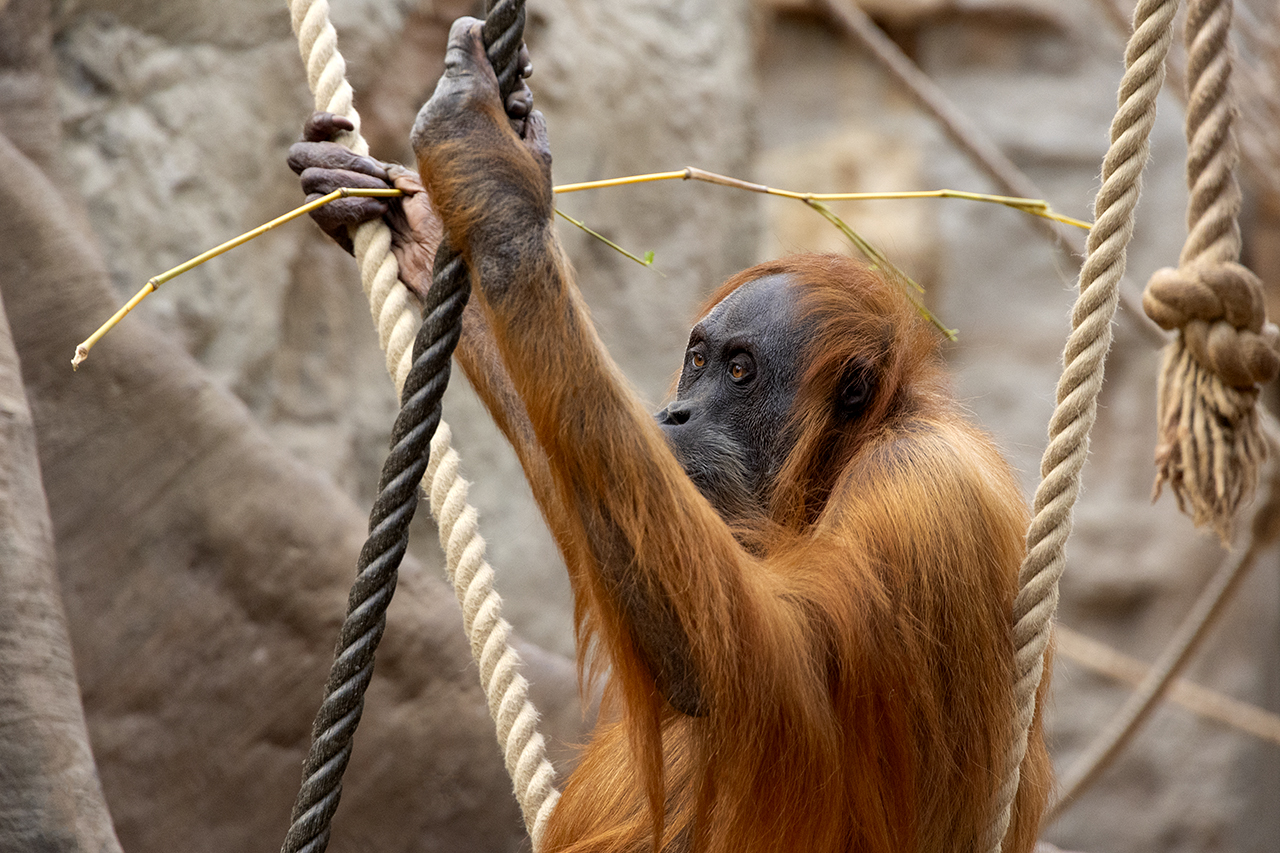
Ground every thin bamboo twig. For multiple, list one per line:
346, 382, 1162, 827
818, 0, 1169, 347
70, 188, 402, 368
71, 173, 1081, 367
817, 0, 1073, 242
556, 167, 1092, 230
554, 209, 664, 274
803, 199, 959, 339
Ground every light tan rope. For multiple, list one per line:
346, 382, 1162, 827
986, 1, 1182, 849
1141, 0, 1280, 540
426, 423, 560, 845
286, 1, 559, 846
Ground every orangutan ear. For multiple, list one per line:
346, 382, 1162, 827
836, 356, 877, 419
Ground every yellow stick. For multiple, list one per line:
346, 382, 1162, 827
73, 169, 1089, 369
554, 167, 1093, 231
554, 171, 689, 192
71, 188, 402, 369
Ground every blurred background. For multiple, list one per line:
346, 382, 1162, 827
1, 0, 1277, 850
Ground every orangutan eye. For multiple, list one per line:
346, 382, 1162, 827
727, 354, 755, 384
691, 352, 706, 369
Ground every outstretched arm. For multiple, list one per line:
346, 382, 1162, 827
410, 19, 811, 718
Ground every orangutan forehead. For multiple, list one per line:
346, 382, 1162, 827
700, 274, 800, 339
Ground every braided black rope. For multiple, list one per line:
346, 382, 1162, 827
279, 3, 527, 851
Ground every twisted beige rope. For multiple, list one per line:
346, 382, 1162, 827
287, 1, 559, 847
289, 0, 419, 387
426, 423, 561, 846
985, 1, 1181, 849
1140, 0, 1279, 541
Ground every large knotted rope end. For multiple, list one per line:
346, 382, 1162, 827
1142, 260, 1279, 540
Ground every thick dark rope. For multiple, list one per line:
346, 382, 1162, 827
482, 0, 527, 98
279, 2, 526, 850
280, 247, 467, 853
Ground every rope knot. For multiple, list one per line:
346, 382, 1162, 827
1143, 261, 1280, 388
1144, 261, 1274, 542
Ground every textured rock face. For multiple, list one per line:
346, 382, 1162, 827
39, 0, 1280, 852
0, 213, 122, 853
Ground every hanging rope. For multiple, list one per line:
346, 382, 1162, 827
282, 2, 1277, 851
280, 247, 469, 853
1140, 0, 1279, 541
289, 0, 416, 386
283, 1, 559, 850
425, 421, 559, 846
985, 1, 1182, 849
1046, 0, 1280, 795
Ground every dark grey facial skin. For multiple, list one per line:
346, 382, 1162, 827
655, 275, 808, 522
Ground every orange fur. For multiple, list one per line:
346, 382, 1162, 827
451, 251, 1052, 853
414, 71, 1051, 852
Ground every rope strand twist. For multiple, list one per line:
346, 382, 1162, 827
1140, 0, 1279, 540
284, 0, 559, 849
985, 0, 1181, 849
280, 249, 468, 853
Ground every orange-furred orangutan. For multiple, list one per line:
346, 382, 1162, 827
289, 17, 1051, 853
